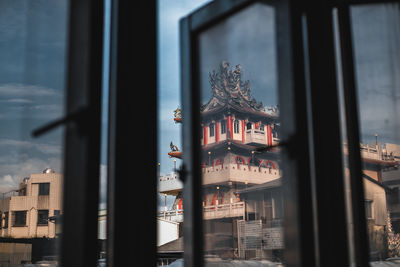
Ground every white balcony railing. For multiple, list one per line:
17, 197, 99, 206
157, 202, 246, 222
157, 209, 184, 222
245, 129, 266, 145
203, 201, 245, 220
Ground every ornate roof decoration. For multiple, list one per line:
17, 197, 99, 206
201, 61, 265, 114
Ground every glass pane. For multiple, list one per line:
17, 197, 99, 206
350, 3, 400, 263
0, 0, 68, 265
157, 1, 211, 266
197, 3, 285, 264
98, 0, 112, 263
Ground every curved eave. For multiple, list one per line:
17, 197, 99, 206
201, 104, 278, 124
202, 139, 280, 160
168, 151, 182, 159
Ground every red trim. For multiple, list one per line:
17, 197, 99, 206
215, 122, 220, 142
203, 126, 208, 145
241, 120, 245, 143
227, 116, 232, 139
267, 125, 272, 146
212, 193, 217, 208
230, 117, 234, 139
235, 156, 245, 169
265, 160, 277, 169
178, 198, 182, 213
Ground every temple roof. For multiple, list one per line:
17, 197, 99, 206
201, 61, 278, 123
202, 139, 280, 160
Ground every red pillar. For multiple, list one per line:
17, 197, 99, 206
215, 122, 220, 143
267, 125, 272, 146
241, 120, 245, 143
227, 116, 232, 139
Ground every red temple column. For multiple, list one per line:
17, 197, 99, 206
227, 116, 232, 139
267, 125, 272, 146
215, 122, 220, 142
241, 120, 245, 143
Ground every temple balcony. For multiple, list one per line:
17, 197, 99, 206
157, 202, 245, 222
203, 201, 245, 220
202, 163, 281, 186
245, 129, 266, 145
157, 208, 184, 222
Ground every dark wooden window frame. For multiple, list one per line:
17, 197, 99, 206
28, 0, 400, 266
179, 0, 399, 267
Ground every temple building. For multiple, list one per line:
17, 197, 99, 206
157, 62, 400, 262
159, 62, 284, 261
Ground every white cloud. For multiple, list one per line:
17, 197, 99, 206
0, 139, 62, 155
0, 156, 62, 193
0, 83, 60, 98
0, 98, 34, 104
0, 138, 63, 193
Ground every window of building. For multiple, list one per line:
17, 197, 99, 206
246, 122, 252, 130
4, 212, 8, 229
365, 200, 373, 219
13, 211, 27, 227
39, 183, 50, 196
221, 120, 226, 134
234, 120, 240, 134
209, 123, 215, 137
38, 210, 49, 226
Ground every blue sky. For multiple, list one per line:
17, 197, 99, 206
0, 0, 67, 192
157, 0, 212, 175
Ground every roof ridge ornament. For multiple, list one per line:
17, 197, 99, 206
203, 61, 264, 112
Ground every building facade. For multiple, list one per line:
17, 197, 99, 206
0, 168, 62, 238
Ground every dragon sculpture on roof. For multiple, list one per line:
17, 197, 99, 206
203, 61, 264, 112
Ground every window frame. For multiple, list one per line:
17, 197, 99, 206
221, 119, 227, 134
37, 210, 49, 226
12, 211, 27, 227
38, 183, 50, 196
179, 0, 400, 267
23, 0, 399, 266
180, 1, 316, 267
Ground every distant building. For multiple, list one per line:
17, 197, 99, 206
0, 168, 62, 238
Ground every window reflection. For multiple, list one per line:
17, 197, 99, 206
0, 0, 68, 265
350, 3, 400, 263
157, 1, 212, 266
198, 4, 285, 265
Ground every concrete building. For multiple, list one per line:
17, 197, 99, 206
0, 168, 62, 238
